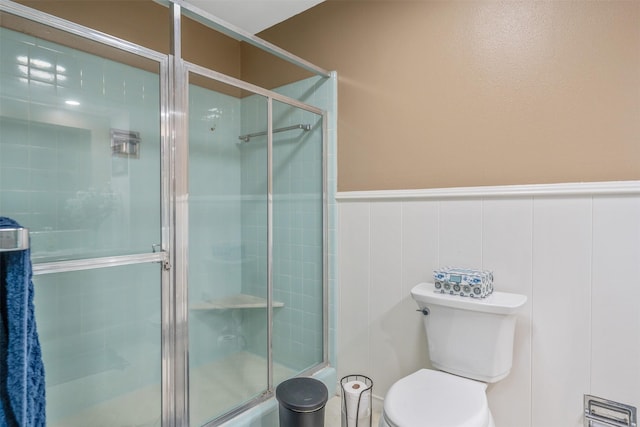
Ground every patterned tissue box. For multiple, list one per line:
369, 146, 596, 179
433, 267, 494, 298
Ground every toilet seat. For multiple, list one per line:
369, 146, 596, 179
382, 369, 490, 427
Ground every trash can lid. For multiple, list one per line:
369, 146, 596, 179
276, 377, 328, 412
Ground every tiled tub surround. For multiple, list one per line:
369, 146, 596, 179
337, 182, 640, 427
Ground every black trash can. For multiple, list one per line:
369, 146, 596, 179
276, 377, 329, 427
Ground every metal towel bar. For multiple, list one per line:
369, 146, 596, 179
238, 123, 311, 143
0, 227, 30, 252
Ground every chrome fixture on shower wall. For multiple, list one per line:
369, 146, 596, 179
111, 129, 141, 158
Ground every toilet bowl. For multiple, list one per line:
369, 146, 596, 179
379, 369, 495, 427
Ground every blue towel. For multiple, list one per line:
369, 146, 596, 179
0, 217, 45, 427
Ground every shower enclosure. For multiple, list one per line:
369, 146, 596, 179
0, 1, 335, 426
185, 64, 327, 426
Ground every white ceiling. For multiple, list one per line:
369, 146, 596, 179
186, 0, 325, 34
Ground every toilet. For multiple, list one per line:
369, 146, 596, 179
380, 282, 527, 427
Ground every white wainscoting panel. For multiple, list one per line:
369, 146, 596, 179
337, 202, 371, 378
531, 197, 592, 427
370, 202, 404, 394
590, 196, 640, 407
439, 199, 483, 268
399, 201, 439, 376
482, 198, 533, 426
336, 182, 640, 427
400, 201, 439, 297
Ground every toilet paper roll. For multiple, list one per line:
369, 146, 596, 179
342, 380, 371, 427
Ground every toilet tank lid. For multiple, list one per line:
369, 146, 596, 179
411, 282, 527, 314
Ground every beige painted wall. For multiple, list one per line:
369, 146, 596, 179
16, 1, 242, 82
260, 0, 640, 191
14, 1, 309, 95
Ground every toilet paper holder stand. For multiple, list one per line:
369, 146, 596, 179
341, 374, 373, 427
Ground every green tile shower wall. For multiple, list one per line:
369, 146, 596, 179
1, 27, 162, 422
186, 76, 331, 378
32, 264, 161, 422
0, 27, 162, 259
275, 75, 338, 370
239, 76, 334, 372
187, 83, 248, 368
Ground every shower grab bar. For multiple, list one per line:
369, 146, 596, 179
0, 228, 30, 252
238, 123, 311, 143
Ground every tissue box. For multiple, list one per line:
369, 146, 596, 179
433, 267, 493, 298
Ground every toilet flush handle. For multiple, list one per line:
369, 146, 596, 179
416, 307, 430, 316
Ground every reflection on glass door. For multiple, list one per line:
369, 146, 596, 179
0, 26, 162, 262
0, 11, 165, 427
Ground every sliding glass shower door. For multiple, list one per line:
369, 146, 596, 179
185, 66, 326, 425
0, 8, 168, 427
187, 75, 271, 425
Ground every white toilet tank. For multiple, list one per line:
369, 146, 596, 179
411, 282, 527, 383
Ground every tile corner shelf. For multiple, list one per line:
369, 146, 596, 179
191, 294, 284, 311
